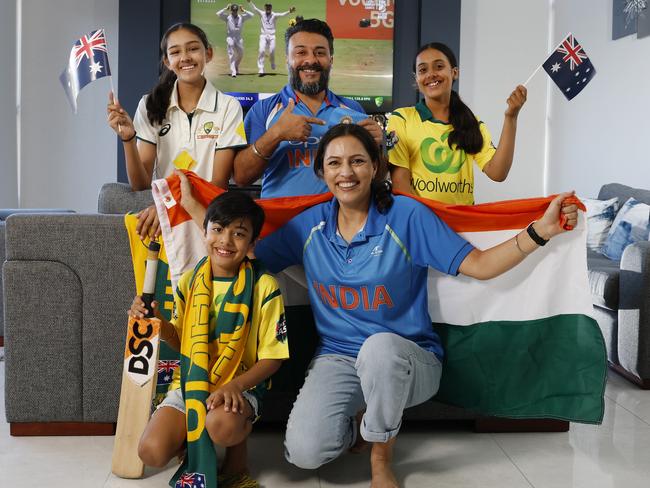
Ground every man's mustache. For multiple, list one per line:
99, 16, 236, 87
297, 64, 323, 72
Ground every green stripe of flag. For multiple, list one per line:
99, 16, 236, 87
433, 314, 607, 424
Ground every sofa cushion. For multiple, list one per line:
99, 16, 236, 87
587, 249, 620, 310
0, 208, 74, 221
598, 183, 650, 206
582, 197, 618, 252
98, 182, 153, 214
601, 197, 650, 261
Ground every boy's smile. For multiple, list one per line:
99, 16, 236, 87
205, 218, 254, 277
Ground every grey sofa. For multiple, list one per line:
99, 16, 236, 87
3, 183, 567, 435
587, 183, 650, 388
1, 209, 74, 347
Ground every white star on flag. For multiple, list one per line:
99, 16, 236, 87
551, 62, 561, 73
89, 61, 103, 75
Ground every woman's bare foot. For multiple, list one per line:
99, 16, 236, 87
370, 438, 399, 488
350, 410, 369, 453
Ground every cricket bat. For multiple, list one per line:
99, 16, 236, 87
111, 240, 162, 478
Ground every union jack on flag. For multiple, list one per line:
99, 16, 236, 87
157, 359, 180, 386
175, 472, 206, 488
556, 34, 588, 71
72, 30, 109, 67
542, 33, 596, 101
60, 29, 112, 112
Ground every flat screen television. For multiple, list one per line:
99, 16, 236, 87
191, 0, 394, 113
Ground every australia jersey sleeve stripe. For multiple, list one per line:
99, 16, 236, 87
216, 143, 248, 152
260, 288, 282, 308
175, 286, 185, 304
136, 135, 156, 145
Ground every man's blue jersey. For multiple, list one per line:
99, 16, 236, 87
244, 84, 366, 198
255, 195, 474, 358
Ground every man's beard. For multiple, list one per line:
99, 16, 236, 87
289, 63, 330, 96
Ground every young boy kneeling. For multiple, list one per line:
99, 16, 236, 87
129, 191, 288, 487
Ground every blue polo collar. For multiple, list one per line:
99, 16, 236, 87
323, 197, 387, 244
281, 84, 336, 110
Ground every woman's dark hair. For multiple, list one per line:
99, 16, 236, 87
313, 124, 393, 213
203, 191, 265, 242
414, 42, 483, 154
285, 18, 334, 54
146, 23, 210, 126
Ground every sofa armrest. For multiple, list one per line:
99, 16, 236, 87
98, 182, 153, 214
618, 241, 650, 379
4, 214, 136, 422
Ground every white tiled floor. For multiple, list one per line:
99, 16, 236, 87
2, 348, 650, 488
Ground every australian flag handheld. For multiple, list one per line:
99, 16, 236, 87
543, 33, 596, 101
60, 29, 112, 113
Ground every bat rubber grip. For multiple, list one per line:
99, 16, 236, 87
142, 293, 155, 319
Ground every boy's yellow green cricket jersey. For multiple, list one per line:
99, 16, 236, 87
168, 268, 288, 394
387, 102, 496, 205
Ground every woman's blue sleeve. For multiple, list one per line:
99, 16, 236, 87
404, 201, 474, 275
255, 214, 306, 273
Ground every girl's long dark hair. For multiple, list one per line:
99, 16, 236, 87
314, 124, 393, 214
415, 42, 483, 154
146, 23, 210, 126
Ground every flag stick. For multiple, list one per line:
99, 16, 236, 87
108, 76, 122, 134
104, 29, 122, 134
523, 64, 543, 87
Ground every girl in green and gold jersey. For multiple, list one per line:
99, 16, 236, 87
387, 42, 527, 205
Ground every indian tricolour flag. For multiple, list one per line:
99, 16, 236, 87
427, 201, 605, 423
152, 171, 607, 424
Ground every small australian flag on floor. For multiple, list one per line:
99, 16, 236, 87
175, 472, 206, 488
542, 33, 596, 101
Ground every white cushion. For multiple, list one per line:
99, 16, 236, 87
582, 197, 618, 252
602, 197, 650, 261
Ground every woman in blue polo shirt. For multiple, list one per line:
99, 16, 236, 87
254, 123, 577, 487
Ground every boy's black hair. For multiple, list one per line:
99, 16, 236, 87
203, 192, 265, 242
285, 18, 334, 54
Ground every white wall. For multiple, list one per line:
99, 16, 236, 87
548, 0, 650, 198
19, 0, 119, 212
0, 0, 18, 208
460, 0, 551, 203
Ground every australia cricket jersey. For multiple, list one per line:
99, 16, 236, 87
387, 102, 496, 205
134, 80, 247, 181
255, 195, 474, 359
244, 84, 366, 198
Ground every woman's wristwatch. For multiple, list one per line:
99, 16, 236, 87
527, 222, 549, 246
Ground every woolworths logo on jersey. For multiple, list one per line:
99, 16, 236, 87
419, 132, 467, 174
411, 177, 473, 195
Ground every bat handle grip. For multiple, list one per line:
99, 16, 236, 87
142, 241, 161, 318
142, 293, 156, 319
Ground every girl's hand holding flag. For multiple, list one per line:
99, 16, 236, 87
107, 91, 135, 141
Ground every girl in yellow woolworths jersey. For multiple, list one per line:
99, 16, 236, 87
387, 42, 527, 205
107, 23, 246, 239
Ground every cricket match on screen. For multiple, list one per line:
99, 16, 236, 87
192, 0, 394, 112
